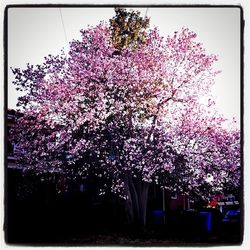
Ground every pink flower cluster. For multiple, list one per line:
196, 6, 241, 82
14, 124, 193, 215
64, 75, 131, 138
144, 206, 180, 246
11, 23, 240, 199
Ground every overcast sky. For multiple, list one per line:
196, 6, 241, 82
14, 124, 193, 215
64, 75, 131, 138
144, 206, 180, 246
7, 7, 241, 126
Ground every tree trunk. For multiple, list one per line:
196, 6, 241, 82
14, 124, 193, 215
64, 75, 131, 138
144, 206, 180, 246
124, 173, 149, 227
138, 181, 149, 226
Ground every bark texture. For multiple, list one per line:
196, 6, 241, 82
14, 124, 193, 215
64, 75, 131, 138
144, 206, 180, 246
124, 172, 149, 226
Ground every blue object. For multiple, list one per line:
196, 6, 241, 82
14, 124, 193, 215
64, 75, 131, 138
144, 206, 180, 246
223, 209, 240, 224
152, 210, 164, 216
226, 210, 240, 217
79, 184, 86, 192
199, 211, 212, 233
152, 210, 165, 223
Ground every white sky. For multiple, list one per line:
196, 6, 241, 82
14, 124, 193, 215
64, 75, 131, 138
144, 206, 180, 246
7, 7, 241, 126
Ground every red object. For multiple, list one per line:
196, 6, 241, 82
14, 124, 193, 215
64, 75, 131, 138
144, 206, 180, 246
209, 200, 218, 207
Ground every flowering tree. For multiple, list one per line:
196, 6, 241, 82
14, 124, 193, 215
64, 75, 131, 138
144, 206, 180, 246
11, 9, 240, 225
